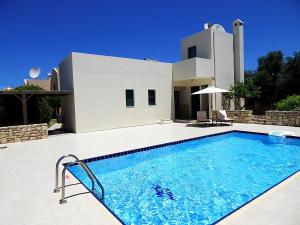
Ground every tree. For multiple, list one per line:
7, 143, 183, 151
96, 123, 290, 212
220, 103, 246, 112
257, 51, 284, 78
255, 51, 284, 106
277, 52, 300, 99
0, 84, 54, 125
222, 81, 260, 110
243, 51, 300, 113
222, 92, 233, 110
230, 81, 260, 109
15, 84, 54, 123
14, 84, 43, 91
37, 97, 52, 123
253, 69, 273, 106
0, 97, 8, 125
244, 70, 256, 81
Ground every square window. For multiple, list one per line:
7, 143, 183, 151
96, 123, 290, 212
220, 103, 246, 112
188, 46, 197, 59
126, 89, 134, 107
148, 90, 156, 105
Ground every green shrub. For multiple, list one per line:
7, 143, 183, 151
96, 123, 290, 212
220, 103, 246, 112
0, 85, 55, 125
36, 97, 52, 123
14, 84, 43, 91
276, 95, 300, 111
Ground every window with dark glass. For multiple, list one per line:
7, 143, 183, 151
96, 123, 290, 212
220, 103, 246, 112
188, 46, 197, 59
148, 90, 156, 105
126, 89, 134, 107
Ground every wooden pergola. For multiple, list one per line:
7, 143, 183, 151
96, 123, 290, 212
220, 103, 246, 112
0, 90, 73, 125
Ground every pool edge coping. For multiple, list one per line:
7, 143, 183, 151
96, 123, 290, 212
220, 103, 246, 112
81, 130, 300, 164
66, 129, 300, 225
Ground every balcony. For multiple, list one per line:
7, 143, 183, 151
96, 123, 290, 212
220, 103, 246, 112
172, 57, 213, 81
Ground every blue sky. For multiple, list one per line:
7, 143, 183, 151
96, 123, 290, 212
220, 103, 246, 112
0, 0, 299, 88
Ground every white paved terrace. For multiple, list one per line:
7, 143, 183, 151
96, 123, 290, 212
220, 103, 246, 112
0, 123, 299, 225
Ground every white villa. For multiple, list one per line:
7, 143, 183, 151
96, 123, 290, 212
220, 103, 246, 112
2, 15, 300, 225
59, 19, 244, 133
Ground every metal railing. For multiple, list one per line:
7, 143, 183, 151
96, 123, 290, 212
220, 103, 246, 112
54, 154, 79, 193
54, 154, 105, 204
59, 160, 105, 204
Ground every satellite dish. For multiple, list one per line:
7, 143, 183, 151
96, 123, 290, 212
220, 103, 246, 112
29, 67, 41, 79
212, 24, 226, 32
204, 23, 212, 30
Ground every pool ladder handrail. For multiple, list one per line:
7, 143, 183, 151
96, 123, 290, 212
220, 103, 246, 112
59, 160, 105, 204
54, 154, 79, 193
54, 154, 105, 204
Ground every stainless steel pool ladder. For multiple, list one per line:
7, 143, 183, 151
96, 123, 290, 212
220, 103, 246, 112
54, 154, 79, 193
54, 154, 105, 204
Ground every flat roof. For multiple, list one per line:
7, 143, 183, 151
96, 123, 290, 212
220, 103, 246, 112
0, 90, 73, 96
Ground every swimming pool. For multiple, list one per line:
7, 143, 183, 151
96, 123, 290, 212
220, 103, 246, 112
68, 131, 300, 225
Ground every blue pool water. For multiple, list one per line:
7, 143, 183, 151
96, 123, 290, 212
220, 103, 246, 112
68, 131, 300, 225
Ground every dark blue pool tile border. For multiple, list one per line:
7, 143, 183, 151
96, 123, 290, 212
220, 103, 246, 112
79, 130, 234, 164
71, 130, 300, 165
66, 130, 300, 225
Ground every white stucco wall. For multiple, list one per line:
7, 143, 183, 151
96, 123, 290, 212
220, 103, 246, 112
59, 54, 76, 132
64, 53, 172, 133
179, 29, 234, 88
213, 30, 234, 90
233, 22, 244, 83
173, 58, 197, 80
181, 30, 212, 60
172, 57, 213, 81
58, 21, 242, 129
178, 28, 234, 111
213, 30, 234, 110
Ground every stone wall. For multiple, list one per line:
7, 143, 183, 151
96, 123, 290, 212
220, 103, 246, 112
252, 115, 266, 124
220, 110, 299, 127
265, 111, 300, 127
226, 110, 253, 123
0, 124, 48, 144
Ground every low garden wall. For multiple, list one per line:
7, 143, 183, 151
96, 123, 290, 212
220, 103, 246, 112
265, 111, 300, 127
0, 123, 48, 144
223, 110, 299, 127
226, 110, 253, 123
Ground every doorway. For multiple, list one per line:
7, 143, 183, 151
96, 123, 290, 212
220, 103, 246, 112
191, 86, 200, 119
174, 90, 180, 118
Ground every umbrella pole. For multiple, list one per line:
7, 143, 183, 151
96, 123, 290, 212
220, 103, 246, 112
215, 92, 217, 112
215, 93, 217, 125
210, 93, 213, 123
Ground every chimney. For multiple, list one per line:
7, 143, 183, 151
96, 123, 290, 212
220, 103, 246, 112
233, 19, 244, 83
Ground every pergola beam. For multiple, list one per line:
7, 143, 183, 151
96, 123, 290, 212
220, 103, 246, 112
13, 93, 29, 124
22, 94, 28, 125
0, 90, 73, 125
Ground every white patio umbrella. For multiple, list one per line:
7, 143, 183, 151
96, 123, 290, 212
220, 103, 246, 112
191, 85, 230, 118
